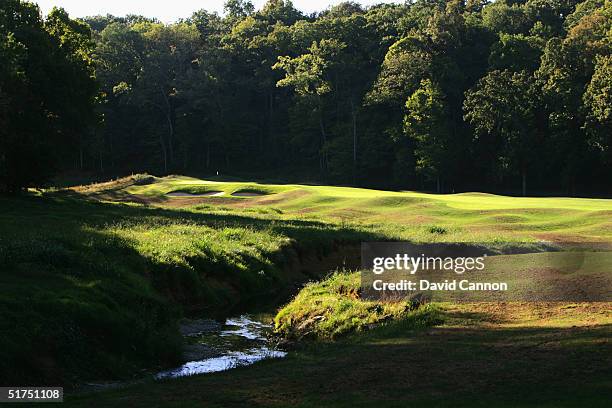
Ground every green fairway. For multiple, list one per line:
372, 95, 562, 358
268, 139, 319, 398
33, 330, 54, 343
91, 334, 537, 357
117, 175, 612, 243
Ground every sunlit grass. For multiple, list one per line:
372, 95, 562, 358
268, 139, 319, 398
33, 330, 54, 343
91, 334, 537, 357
274, 270, 442, 339
118, 175, 612, 242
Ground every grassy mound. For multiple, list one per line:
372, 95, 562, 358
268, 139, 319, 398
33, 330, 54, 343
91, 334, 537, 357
123, 176, 291, 197
274, 271, 442, 339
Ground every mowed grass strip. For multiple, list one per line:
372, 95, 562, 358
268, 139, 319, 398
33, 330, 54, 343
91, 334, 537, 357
118, 175, 612, 242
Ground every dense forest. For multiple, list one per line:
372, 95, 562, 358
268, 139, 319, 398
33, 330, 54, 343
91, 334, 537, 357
0, 0, 610, 195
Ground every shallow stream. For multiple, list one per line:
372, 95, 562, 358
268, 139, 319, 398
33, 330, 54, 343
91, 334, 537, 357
155, 315, 287, 379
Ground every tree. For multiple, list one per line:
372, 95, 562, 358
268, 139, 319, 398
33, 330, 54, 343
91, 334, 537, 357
404, 79, 450, 192
0, 33, 26, 192
45, 7, 98, 170
489, 33, 544, 72
0, 1, 97, 192
583, 54, 612, 165
464, 70, 541, 196
8, 0, 604, 195
131, 22, 199, 172
482, 1, 530, 35
95, 22, 146, 171
274, 39, 342, 174
536, 0, 611, 193
325, 2, 364, 18
258, 0, 303, 25
319, 11, 384, 184
224, 0, 255, 21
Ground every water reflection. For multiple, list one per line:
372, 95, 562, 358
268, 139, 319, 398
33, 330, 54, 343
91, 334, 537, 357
155, 315, 287, 379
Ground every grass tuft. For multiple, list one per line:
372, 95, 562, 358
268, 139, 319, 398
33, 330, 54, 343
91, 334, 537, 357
274, 270, 442, 339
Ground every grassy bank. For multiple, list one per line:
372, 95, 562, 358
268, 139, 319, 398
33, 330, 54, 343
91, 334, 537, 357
274, 271, 441, 339
0, 188, 377, 386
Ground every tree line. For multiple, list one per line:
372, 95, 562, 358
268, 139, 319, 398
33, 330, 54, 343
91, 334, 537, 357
1, 0, 610, 195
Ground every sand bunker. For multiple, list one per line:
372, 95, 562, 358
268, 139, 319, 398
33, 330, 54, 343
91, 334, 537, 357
231, 191, 266, 197
167, 191, 225, 197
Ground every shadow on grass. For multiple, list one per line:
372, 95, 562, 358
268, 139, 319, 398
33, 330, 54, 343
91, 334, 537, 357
0, 192, 383, 387
51, 189, 383, 242
65, 321, 612, 407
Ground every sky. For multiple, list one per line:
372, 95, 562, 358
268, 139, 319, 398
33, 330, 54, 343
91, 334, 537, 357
35, 1, 402, 23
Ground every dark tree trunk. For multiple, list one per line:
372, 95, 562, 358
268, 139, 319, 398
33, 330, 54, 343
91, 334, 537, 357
79, 134, 84, 170
109, 132, 115, 169
318, 106, 327, 175
351, 98, 358, 186
166, 113, 174, 166
160, 86, 174, 169
160, 133, 168, 173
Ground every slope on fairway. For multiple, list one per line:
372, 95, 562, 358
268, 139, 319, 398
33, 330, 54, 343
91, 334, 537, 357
104, 175, 612, 243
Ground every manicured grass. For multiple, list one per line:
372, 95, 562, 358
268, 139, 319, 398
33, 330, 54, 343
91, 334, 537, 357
121, 176, 293, 197
115, 175, 612, 243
